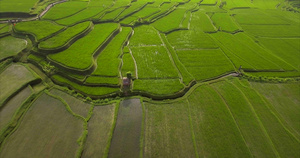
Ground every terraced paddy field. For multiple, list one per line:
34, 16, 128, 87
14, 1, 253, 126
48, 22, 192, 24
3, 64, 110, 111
0, 0, 299, 157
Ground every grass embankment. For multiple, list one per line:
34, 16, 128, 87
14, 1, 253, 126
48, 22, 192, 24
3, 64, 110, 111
48, 23, 118, 70
51, 75, 120, 97
92, 27, 132, 77
38, 21, 91, 49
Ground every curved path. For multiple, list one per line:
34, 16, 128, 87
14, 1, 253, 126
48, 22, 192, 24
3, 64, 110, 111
0, 0, 67, 24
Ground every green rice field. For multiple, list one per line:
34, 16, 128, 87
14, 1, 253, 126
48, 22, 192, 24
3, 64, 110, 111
0, 0, 299, 157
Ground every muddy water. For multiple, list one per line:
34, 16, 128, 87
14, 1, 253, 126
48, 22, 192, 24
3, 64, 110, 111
108, 98, 143, 158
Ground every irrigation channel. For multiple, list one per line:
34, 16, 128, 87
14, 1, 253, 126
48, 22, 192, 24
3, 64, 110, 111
108, 99, 143, 158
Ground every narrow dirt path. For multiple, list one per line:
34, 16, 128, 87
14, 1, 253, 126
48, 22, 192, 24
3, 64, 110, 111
128, 47, 139, 79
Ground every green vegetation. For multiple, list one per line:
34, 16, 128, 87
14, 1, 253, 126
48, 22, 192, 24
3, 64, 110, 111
0, 36, 27, 60
151, 9, 186, 32
130, 46, 179, 78
42, 1, 88, 20
0, 86, 33, 131
251, 82, 300, 136
14, 21, 64, 41
259, 38, 300, 70
144, 100, 196, 157
100, 7, 125, 21
0, 0, 37, 13
1, 0, 300, 157
85, 76, 120, 85
121, 53, 136, 78
167, 30, 218, 49
52, 75, 120, 96
129, 25, 162, 46
83, 104, 116, 157
133, 79, 184, 95
0, 93, 84, 158
160, 33, 194, 85
92, 27, 131, 77
0, 64, 40, 106
56, 7, 105, 25
210, 13, 240, 32
176, 49, 235, 80
211, 32, 294, 70
189, 11, 216, 33
48, 23, 118, 70
38, 21, 91, 49
50, 88, 91, 118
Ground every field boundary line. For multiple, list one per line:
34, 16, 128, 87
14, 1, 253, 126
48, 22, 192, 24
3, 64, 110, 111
0, 90, 43, 153
128, 47, 139, 79
186, 98, 199, 158
104, 100, 120, 158
210, 84, 254, 158
230, 80, 281, 158
248, 84, 300, 142
209, 33, 257, 70
140, 98, 146, 158
158, 32, 184, 84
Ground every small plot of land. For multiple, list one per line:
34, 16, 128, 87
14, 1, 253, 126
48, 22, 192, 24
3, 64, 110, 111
167, 30, 218, 49
251, 82, 300, 136
130, 46, 179, 79
0, 64, 39, 105
38, 21, 91, 50
14, 21, 65, 41
258, 38, 300, 70
129, 25, 162, 46
83, 104, 115, 158
109, 99, 142, 158
0, 93, 84, 158
42, 1, 88, 20
133, 79, 184, 95
211, 32, 294, 70
50, 88, 91, 118
55, 7, 106, 26
210, 13, 240, 32
151, 9, 186, 32
48, 23, 118, 70
0, 86, 33, 131
144, 100, 196, 157
0, 36, 27, 61
92, 27, 132, 77
176, 49, 235, 80
0, 0, 38, 13
51, 75, 120, 96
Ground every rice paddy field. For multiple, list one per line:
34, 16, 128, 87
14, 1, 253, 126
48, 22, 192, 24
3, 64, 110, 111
0, 0, 299, 157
